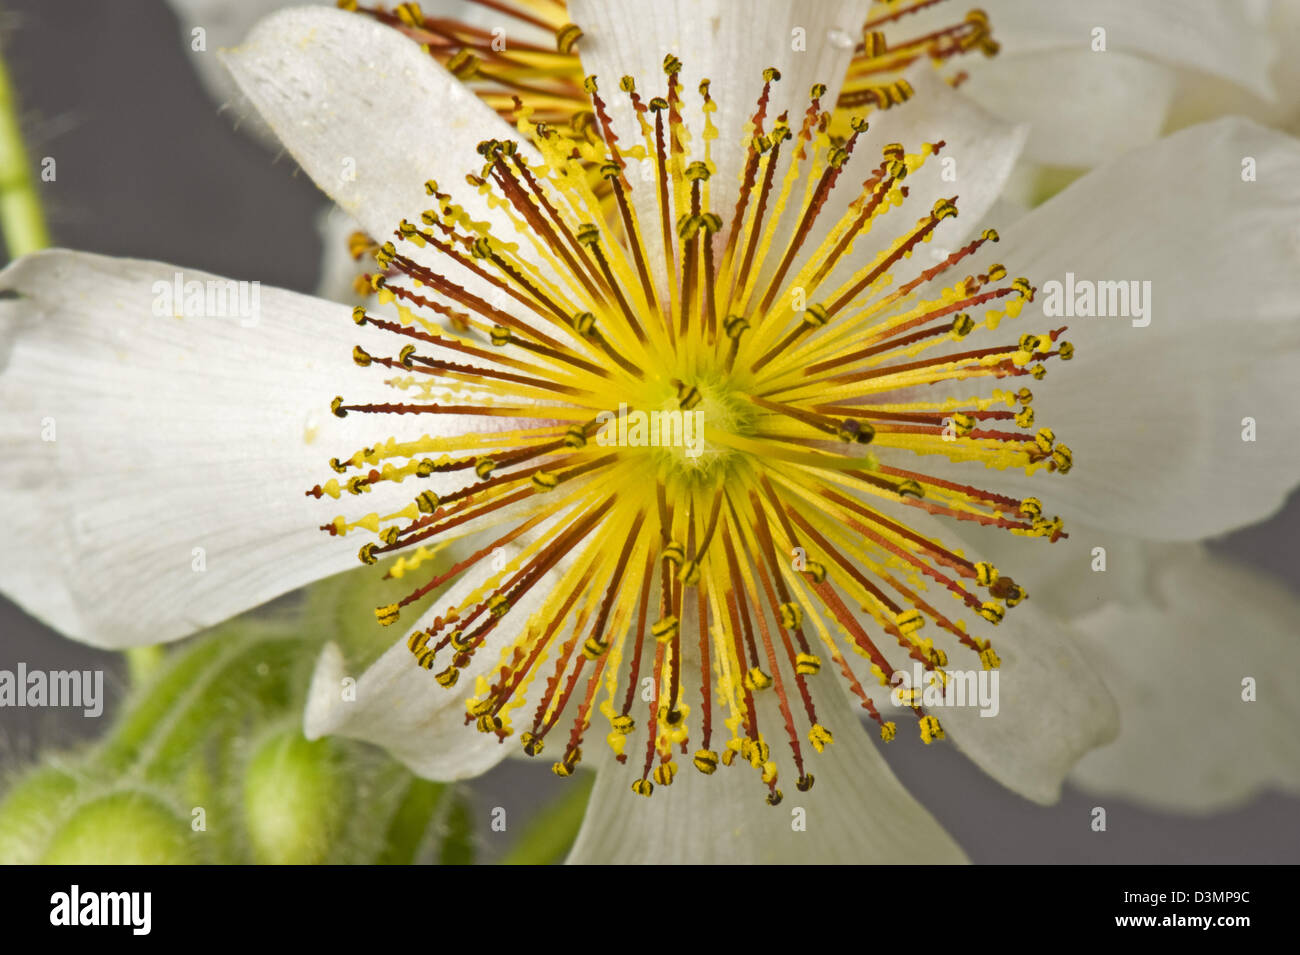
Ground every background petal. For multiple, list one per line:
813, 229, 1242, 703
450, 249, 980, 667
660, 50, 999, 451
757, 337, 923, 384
1069, 544, 1300, 811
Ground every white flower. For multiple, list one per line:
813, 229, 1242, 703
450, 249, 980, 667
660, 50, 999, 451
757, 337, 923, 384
3, 2, 1299, 863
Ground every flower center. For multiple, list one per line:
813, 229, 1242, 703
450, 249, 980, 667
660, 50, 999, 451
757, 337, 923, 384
311, 21, 1073, 806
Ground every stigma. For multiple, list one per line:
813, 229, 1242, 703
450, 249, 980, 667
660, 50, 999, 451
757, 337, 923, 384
310, 43, 1072, 805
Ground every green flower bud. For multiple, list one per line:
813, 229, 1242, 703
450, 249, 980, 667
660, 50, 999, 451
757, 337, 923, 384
42, 791, 196, 864
0, 766, 80, 864
243, 730, 349, 865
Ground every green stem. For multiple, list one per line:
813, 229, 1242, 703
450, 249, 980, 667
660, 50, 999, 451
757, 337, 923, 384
0, 44, 51, 256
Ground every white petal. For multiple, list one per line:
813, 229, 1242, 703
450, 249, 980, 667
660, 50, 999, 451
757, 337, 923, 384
923, 594, 1119, 804
0, 250, 464, 647
1069, 544, 1300, 811
167, 0, 295, 147
941, 118, 1300, 540
566, 680, 966, 864
962, 50, 1176, 168
976, 0, 1274, 99
220, 6, 533, 272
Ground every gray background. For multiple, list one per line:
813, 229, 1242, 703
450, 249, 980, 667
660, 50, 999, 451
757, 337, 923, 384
1, 0, 1297, 862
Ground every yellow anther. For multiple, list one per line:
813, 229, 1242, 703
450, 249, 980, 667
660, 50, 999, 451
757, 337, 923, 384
778, 602, 803, 629
766, 789, 784, 807
677, 559, 701, 585
1051, 444, 1074, 474
582, 635, 608, 661
693, 750, 719, 775
951, 312, 975, 337
1019, 333, 1043, 354
1019, 497, 1043, 519
351, 345, 372, 367
880, 721, 898, 742
794, 653, 821, 676
555, 22, 583, 53
744, 667, 772, 691
521, 732, 543, 757
477, 714, 502, 734
895, 608, 924, 635
662, 541, 685, 566
563, 425, 587, 449
407, 630, 430, 655
1058, 341, 1075, 360
897, 479, 924, 498
977, 601, 1005, 625
1012, 277, 1034, 299
466, 697, 493, 718
552, 760, 573, 777
1030, 363, 1047, 380
450, 629, 473, 653
1014, 406, 1035, 428
802, 560, 827, 584
1034, 428, 1055, 452
571, 311, 597, 337
684, 160, 710, 182
379, 526, 400, 546
413, 648, 435, 670
808, 723, 834, 753
836, 418, 875, 444
531, 470, 559, 491
919, 714, 945, 744
762, 66, 781, 83
489, 325, 511, 346
810, 82, 828, 99
932, 198, 958, 221
375, 603, 401, 626
416, 490, 439, 514
631, 779, 654, 797
435, 666, 459, 688
974, 562, 999, 587
979, 646, 1001, 670
724, 315, 749, 339
761, 761, 778, 785
651, 616, 679, 641
475, 458, 496, 479
653, 762, 678, 787
803, 303, 830, 327
345, 475, 368, 495
398, 344, 416, 368
951, 412, 976, 435
487, 594, 510, 618
982, 228, 1000, 242
350, 305, 367, 325
611, 714, 635, 734
357, 543, 378, 565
